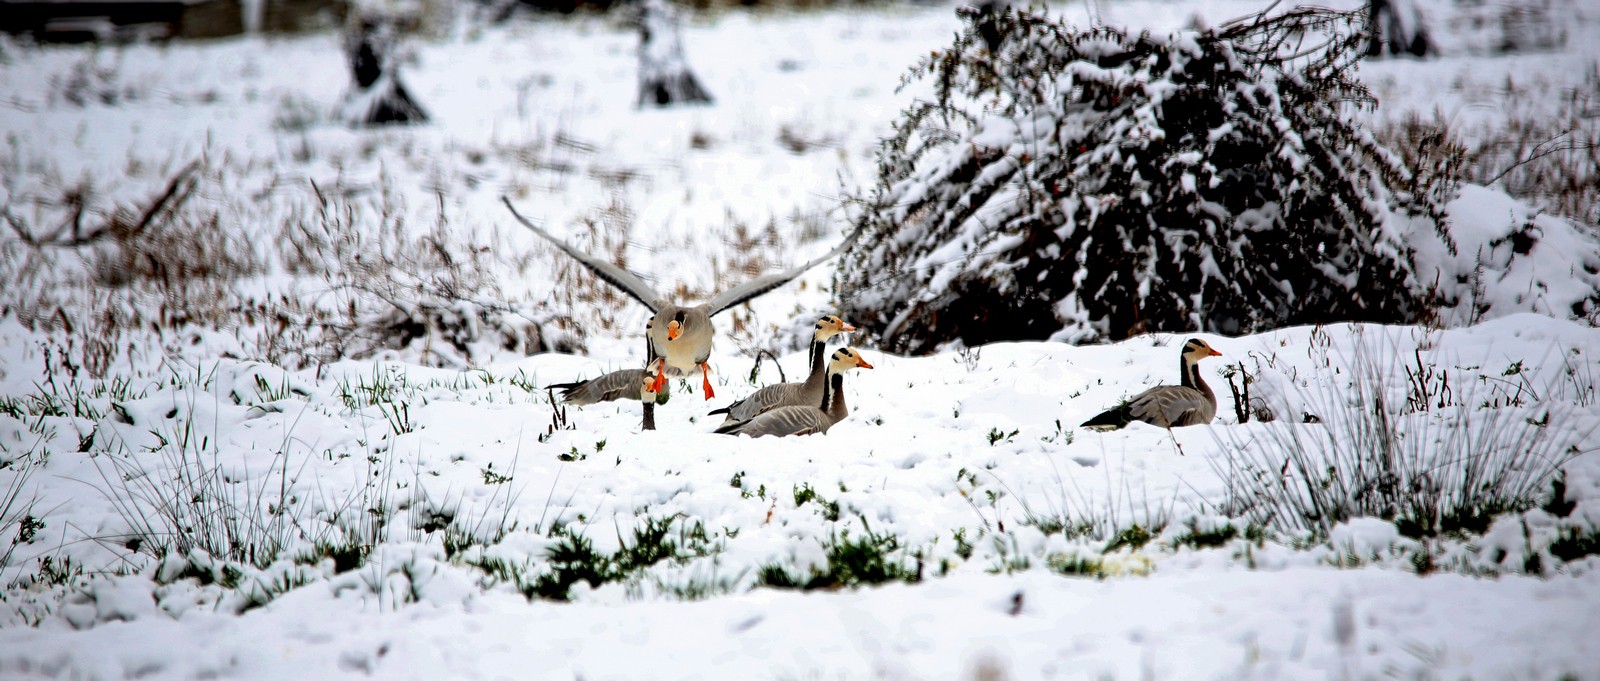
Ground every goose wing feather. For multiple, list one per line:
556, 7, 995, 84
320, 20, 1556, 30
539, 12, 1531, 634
718, 382, 806, 424
504, 197, 663, 312
703, 227, 863, 316
714, 405, 829, 438
1127, 386, 1213, 428
549, 369, 648, 405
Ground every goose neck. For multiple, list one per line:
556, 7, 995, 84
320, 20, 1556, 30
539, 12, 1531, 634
827, 373, 848, 421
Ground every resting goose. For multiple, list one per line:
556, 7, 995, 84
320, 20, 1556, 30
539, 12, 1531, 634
546, 368, 660, 406
504, 197, 857, 401
1080, 338, 1223, 430
709, 315, 855, 426
714, 347, 872, 438
546, 318, 663, 405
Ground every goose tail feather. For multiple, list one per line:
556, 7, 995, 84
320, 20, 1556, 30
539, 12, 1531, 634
1080, 405, 1133, 431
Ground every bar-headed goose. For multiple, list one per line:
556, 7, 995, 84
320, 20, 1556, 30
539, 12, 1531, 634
504, 197, 857, 401
714, 347, 873, 438
1080, 338, 1223, 430
547, 368, 660, 406
547, 318, 662, 404
709, 315, 855, 426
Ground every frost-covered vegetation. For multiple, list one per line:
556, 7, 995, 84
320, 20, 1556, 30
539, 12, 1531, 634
834, 3, 1600, 353
0, 0, 1599, 678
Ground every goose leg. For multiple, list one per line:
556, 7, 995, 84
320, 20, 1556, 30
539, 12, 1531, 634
643, 338, 659, 431
700, 362, 714, 399
650, 358, 668, 394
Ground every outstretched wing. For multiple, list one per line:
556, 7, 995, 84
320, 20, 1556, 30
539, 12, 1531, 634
703, 225, 864, 317
503, 197, 663, 313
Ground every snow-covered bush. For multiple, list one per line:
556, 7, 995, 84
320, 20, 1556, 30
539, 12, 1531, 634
1211, 341, 1586, 543
834, 5, 1453, 353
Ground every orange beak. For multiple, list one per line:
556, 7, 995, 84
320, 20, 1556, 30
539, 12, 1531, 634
840, 322, 857, 332
856, 359, 874, 369
1208, 348, 1223, 357
667, 320, 682, 341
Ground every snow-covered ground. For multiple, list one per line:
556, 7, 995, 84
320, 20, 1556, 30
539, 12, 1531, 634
1, 0, 1599, 679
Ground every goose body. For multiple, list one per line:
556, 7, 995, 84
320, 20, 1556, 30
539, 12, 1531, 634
714, 347, 872, 438
709, 315, 855, 426
548, 319, 662, 406
547, 368, 659, 406
504, 197, 858, 402
1081, 338, 1223, 430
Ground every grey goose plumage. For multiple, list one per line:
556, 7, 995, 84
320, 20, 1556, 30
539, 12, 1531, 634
547, 318, 663, 406
504, 198, 859, 406
1080, 338, 1223, 431
713, 347, 873, 438
546, 368, 660, 406
709, 315, 855, 426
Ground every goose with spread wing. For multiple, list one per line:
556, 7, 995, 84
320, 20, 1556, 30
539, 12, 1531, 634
709, 314, 855, 426
714, 347, 872, 438
546, 319, 663, 405
504, 197, 857, 402
1080, 338, 1223, 430
547, 368, 660, 406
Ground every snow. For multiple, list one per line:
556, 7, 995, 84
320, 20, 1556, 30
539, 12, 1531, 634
1, 0, 1600, 679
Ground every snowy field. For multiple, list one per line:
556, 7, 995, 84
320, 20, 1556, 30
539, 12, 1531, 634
2, 0, 1600, 679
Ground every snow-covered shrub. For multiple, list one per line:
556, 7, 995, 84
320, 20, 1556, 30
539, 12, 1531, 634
1211, 342, 1587, 543
834, 5, 1452, 353
1379, 73, 1600, 227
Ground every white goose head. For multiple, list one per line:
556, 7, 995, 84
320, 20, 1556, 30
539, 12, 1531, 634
813, 315, 857, 342
639, 371, 661, 402
828, 347, 875, 374
1178, 338, 1223, 389
1182, 338, 1223, 362
666, 309, 690, 341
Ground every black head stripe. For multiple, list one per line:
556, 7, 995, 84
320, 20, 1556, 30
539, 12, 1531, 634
673, 310, 686, 323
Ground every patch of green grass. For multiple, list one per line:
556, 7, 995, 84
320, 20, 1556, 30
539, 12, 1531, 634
758, 519, 919, 590
793, 482, 841, 522
481, 463, 512, 484
986, 427, 1018, 446
952, 528, 974, 560
1549, 526, 1600, 563
1046, 553, 1105, 578
299, 536, 368, 574
481, 515, 725, 602
1171, 519, 1239, 549
528, 528, 611, 601
0, 396, 23, 419
1103, 524, 1154, 553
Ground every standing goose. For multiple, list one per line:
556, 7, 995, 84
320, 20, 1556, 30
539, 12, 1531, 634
709, 315, 855, 426
714, 347, 873, 438
504, 197, 857, 401
1080, 338, 1224, 430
